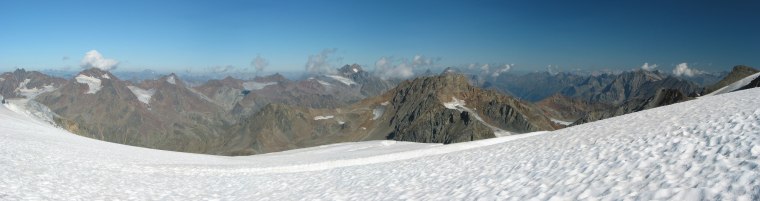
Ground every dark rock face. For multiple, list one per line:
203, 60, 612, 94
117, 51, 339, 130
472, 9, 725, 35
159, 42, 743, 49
380, 74, 556, 144
536, 93, 612, 123
705, 65, 759, 94
572, 88, 692, 125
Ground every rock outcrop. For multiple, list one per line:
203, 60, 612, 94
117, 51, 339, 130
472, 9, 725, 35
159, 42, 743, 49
572, 88, 692, 125
704, 65, 759, 94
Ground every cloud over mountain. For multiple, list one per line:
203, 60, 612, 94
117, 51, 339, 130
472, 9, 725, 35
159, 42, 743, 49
672, 63, 702, 77
80, 50, 119, 71
305, 48, 338, 75
641, 62, 658, 71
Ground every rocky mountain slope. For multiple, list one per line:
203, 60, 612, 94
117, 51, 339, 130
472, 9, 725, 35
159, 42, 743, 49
0, 69, 66, 99
704, 65, 758, 94
194, 64, 396, 117
571, 88, 692, 125
34, 69, 233, 154
227, 73, 559, 154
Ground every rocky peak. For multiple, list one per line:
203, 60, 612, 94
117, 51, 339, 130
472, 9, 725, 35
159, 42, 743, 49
705, 65, 759, 93
338, 64, 364, 76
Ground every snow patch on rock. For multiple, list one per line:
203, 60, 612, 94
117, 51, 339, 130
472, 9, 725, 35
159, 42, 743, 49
314, 115, 334, 120
316, 80, 331, 86
127, 86, 156, 105
243, 81, 277, 90
14, 79, 56, 98
550, 118, 574, 126
325, 75, 357, 86
166, 75, 176, 85
75, 74, 103, 94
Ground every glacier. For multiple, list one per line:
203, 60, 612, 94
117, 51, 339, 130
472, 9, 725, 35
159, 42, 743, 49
1, 88, 760, 200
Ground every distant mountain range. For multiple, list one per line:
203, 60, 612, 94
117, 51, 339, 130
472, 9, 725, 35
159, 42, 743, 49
1, 64, 757, 155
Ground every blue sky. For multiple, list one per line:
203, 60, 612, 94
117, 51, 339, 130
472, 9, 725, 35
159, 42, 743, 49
0, 0, 758, 73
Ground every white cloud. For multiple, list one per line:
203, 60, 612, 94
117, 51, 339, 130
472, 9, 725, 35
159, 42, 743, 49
491, 64, 514, 77
305, 48, 338, 75
80, 50, 119, 71
641, 62, 658, 71
672, 63, 702, 77
374, 57, 414, 80
251, 55, 269, 74
411, 55, 438, 67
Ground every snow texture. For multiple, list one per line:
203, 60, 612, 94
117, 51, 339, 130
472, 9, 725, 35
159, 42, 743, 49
706, 72, 760, 96
75, 74, 103, 94
242, 81, 276, 90
313, 115, 334, 120
326, 75, 357, 86
2, 88, 760, 200
126, 86, 156, 105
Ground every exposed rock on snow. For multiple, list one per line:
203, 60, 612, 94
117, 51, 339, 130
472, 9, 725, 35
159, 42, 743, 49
75, 74, 103, 94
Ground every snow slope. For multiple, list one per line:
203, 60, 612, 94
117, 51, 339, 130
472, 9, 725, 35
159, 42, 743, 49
2, 89, 760, 200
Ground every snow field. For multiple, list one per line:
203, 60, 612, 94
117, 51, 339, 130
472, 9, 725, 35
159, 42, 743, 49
1, 88, 759, 200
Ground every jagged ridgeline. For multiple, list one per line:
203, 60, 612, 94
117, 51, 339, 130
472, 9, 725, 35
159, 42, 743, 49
20, 66, 555, 155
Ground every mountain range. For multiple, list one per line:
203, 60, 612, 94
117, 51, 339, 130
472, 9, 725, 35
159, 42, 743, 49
1, 64, 757, 155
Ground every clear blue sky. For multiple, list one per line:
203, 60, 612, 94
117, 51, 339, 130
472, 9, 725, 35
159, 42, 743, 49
1, 0, 758, 73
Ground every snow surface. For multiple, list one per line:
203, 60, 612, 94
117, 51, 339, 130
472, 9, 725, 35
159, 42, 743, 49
126, 86, 156, 105
313, 115, 334, 120
325, 75, 357, 86
242, 81, 276, 90
2, 88, 760, 200
74, 74, 103, 94
551, 118, 574, 126
705, 72, 760, 96
352, 68, 359, 73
